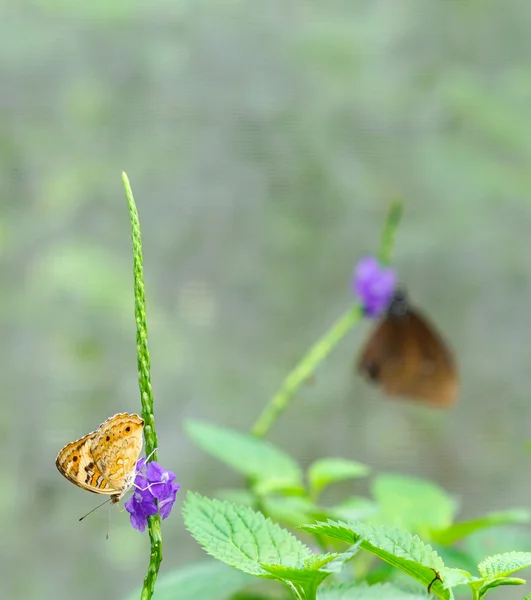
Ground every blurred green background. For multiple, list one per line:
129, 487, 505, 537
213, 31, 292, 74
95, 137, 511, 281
3, 0, 531, 598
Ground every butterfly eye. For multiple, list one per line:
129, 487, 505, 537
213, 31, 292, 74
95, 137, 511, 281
125, 426, 131, 433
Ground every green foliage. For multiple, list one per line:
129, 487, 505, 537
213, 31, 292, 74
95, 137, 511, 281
117, 190, 531, 600
183, 493, 314, 577
182, 493, 353, 599
432, 510, 531, 546
183, 408, 531, 599
317, 582, 428, 599
302, 520, 471, 599
301, 520, 531, 599
185, 420, 303, 491
123, 561, 253, 600
371, 474, 457, 538
472, 577, 526, 599
477, 552, 531, 578
308, 458, 370, 500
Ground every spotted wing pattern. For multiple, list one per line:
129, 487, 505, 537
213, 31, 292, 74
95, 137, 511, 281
55, 413, 144, 500
90, 413, 144, 495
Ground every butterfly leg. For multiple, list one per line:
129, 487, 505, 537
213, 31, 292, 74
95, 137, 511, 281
134, 481, 163, 495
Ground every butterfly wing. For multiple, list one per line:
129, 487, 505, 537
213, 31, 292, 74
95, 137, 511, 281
358, 308, 458, 407
55, 432, 121, 495
90, 413, 144, 494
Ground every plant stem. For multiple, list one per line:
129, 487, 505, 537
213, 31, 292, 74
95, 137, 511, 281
251, 305, 363, 437
378, 200, 402, 267
250, 201, 402, 439
284, 581, 311, 600
122, 172, 163, 600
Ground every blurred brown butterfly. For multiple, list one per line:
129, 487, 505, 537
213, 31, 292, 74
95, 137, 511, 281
357, 289, 458, 407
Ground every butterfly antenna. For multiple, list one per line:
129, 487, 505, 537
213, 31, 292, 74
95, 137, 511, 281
79, 498, 112, 522
144, 447, 158, 464
106, 504, 112, 540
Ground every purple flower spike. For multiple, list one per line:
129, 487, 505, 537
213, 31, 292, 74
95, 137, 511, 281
353, 256, 397, 318
127, 458, 180, 531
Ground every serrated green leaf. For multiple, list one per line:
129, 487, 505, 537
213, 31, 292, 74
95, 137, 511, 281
122, 560, 253, 600
183, 493, 313, 577
478, 552, 531, 578
432, 510, 531, 546
317, 582, 429, 599
302, 520, 472, 599
308, 458, 370, 498
521, 593, 531, 600
186, 420, 302, 486
371, 474, 457, 538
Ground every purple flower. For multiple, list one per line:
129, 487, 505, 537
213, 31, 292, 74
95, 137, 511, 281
125, 488, 158, 532
352, 256, 397, 318
159, 482, 180, 519
145, 461, 178, 500
126, 459, 180, 531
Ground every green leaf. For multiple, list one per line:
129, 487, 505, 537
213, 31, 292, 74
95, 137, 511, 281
476, 577, 526, 599
260, 563, 330, 591
183, 493, 313, 577
371, 474, 457, 538
317, 582, 429, 599
185, 420, 302, 487
478, 552, 531, 578
260, 553, 359, 599
122, 560, 253, 600
302, 520, 472, 600
308, 458, 370, 498
319, 544, 361, 573
432, 510, 531, 546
